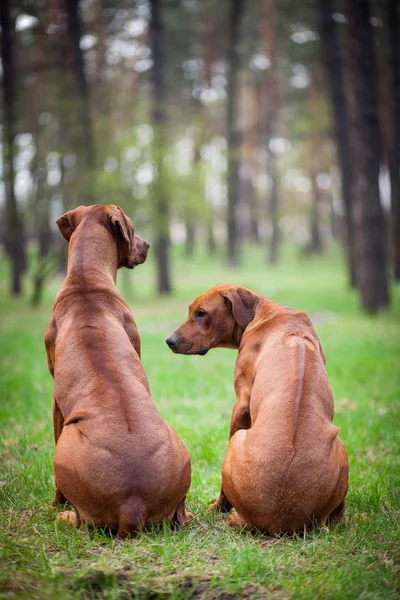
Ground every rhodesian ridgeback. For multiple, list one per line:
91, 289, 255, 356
45, 204, 192, 537
166, 284, 348, 535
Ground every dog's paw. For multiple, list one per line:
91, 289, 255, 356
183, 511, 195, 525
207, 499, 231, 513
207, 500, 220, 513
228, 510, 247, 530
56, 510, 78, 526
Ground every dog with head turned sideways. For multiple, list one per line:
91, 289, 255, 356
166, 284, 348, 535
45, 204, 192, 537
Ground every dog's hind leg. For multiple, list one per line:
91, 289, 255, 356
52, 486, 69, 508
328, 441, 348, 527
172, 497, 194, 528
207, 487, 232, 513
328, 500, 345, 527
228, 509, 249, 530
51, 395, 69, 507
116, 498, 148, 539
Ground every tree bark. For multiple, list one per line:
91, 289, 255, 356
226, 0, 244, 266
309, 169, 323, 254
185, 221, 195, 256
345, 0, 389, 312
386, 0, 400, 280
318, 0, 356, 286
259, 0, 280, 265
149, 0, 171, 294
241, 82, 260, 243
200, 12, 217, 254
64, 0, 95, 200
267, 149, 279, 264
1, 0, 27, 295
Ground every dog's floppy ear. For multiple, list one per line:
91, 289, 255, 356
105, 205, 131, 250
222, 286, 256, 330
56, 206, 88, 241
318, 340, 326, 365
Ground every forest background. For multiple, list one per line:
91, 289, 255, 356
1, 1, 399, 599
1, 0, 399, 309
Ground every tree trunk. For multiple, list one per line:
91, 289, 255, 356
30, 133, 53, 306
267, 149, 279, 264
318, 0, 356, 286
386, 0, 400, 280
207, 219, 216, 255
200, 13, 217, 255
1, 0, 27, 295
259, 0, 280, 265
185, 221, 195, 256
64, 0, 95, 201
226, 0, 244, 266
241, 82, 260, 243
310, 170, 323, 254
345, 0, 389, 312
149, 0, 171, 294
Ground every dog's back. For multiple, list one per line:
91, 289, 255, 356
46, 205, 192, 536
223, 310, 348, 534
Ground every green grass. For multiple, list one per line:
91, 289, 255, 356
1, 245, 399, 599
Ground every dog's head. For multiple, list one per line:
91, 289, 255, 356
56, 204, 149, 269
166, 284, 257, 355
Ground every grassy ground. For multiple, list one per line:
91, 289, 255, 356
0, 245, 399, 599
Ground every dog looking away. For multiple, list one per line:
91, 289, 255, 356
166, 283, 348, 535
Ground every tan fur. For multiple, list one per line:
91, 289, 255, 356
45, 204, 192, 537
167, 283, 348, 535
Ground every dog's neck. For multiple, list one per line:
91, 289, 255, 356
66, 221, 119, 287
236, 297, 289, 348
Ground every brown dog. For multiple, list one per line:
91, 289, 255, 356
45, 204, 192, 537
166, 284, 348, 535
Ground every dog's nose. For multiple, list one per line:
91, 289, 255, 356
145, 242, 150, 249
166, 335, 178, 349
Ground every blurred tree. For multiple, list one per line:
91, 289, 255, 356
226, 0, 244, 266
385, 0, 400, 280
201, 9, 218, 254
309, 161, 323, 254
240, 79, 261, 243
149, 0, 171, 294
345, 0, 389, 311
1, 0, 397, 306
64, 0, 95, 202
258, 0, 281, 265
306, 69, 326, 255
1, 0, 27, 295
318, 0, 356, 286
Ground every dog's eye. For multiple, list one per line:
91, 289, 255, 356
195, 309, 207, 319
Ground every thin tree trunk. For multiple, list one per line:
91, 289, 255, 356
386, 0, 400, 279
184, 145, 200, 257
200, 12, 217, 254
185, 221, 195, 256
149, 0, 171, 294
259, 0, 280, 265
206, 211, 217, 255
267, 149, 279, 264
345, 0, 389, 312
30, 131, 53, 305
226, 0, 244, 266
318, 0, 356, 286
1, 0, 26, 295
241, 82, 260, 243
310, 169, 323, 254
64, 0, 95, 201
57, 155, 68, 273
